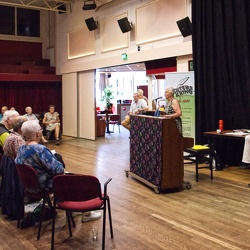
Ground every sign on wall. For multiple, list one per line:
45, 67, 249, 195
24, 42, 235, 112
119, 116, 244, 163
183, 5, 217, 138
165, 72, 195, 140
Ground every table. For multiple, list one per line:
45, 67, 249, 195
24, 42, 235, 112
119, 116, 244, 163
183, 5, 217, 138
97, 113, 118, 134
204, 130, 247, 168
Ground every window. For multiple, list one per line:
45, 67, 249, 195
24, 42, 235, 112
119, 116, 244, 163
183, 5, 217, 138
0, 6, 15, 35
17, 8, 40, 37
0, 6, 40, 37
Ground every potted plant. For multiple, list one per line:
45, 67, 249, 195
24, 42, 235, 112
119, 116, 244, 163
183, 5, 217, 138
102, 85, 114, 112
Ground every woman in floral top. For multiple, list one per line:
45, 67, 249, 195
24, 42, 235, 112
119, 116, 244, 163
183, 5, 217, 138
15, 120, 64, 190
163, 87, 182, 135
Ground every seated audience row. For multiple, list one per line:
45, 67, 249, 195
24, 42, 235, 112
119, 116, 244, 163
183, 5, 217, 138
1, 105, 61, 145
0, 112, 101, 222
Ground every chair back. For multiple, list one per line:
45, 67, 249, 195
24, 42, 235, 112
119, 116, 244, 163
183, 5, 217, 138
109, 114, 120, 122
16, 164, 41, 193
1, 156, 24, 219
53, 174, 102, 201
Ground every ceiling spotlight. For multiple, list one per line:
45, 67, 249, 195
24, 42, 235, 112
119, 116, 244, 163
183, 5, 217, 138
82, 0, 96, 10
117, 17, 132, 33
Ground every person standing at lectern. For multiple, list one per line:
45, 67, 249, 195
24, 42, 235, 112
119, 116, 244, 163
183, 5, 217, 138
121, 92, 148, 131
162, 87, 182, 135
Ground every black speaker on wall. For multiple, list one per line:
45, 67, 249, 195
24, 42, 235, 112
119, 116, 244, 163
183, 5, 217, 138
85, 17, 98, 31
117, 17, 132, 33
176, 17, 192, 37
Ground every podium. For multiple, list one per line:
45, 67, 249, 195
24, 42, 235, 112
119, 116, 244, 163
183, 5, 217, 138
126, 114, 193, 193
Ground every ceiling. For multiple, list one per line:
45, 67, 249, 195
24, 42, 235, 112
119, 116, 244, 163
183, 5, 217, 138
0, 0, 117, 13
97, 63, 146, 73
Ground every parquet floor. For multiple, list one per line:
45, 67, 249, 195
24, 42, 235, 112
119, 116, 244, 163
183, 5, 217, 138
1, 126, 250, 250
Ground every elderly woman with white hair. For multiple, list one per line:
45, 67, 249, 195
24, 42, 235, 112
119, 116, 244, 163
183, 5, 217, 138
0, 110, 19, 155
15, 120, 64, 190
163, 86, 183, 135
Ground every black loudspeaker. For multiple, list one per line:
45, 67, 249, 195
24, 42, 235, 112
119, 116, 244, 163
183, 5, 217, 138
57, 4, 66, 14
117, 17, 132, 33
176, 17, 192, 37
85, 17, 98, 31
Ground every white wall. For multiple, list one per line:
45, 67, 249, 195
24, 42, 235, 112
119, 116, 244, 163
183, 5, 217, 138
55, 0, 192, 139
55, 0, 192, 74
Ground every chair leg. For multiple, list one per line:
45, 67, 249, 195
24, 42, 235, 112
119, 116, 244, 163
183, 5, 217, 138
210, 155, 213, 180
51, 206, 56, 250
107, 197, 113, 238
69, 212, 76, 228
102, 205, 107, 250
195, 161, 198, 182
66, 211, 73, 237
37, 197, 47, 240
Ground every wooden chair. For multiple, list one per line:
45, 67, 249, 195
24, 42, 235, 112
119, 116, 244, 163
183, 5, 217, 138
108, 114, 120, 133
16, 164, 53, 240
51, 174, 113, 250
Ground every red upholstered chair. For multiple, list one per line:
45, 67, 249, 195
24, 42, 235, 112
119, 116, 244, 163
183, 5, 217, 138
107, 114, 120, 133
16, 164, 53, 240
51, 174, 113, 250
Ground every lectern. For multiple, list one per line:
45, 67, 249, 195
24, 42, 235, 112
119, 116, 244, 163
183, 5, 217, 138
126, 114, 193, 193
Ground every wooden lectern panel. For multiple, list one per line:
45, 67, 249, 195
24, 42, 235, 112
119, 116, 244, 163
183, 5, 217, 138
130, 115, 184, 191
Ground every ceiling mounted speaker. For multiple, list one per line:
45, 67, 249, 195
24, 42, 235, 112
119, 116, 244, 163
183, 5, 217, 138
82, 1, 96, 10
85, 17, 98, 31
117, 17, 132, 33
176, 17, 192, 37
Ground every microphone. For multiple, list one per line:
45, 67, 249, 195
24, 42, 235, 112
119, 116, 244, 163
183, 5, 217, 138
154, 96, 163, 100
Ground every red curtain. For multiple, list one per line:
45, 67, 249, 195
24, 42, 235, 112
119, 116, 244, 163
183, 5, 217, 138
0, 81, 62, 118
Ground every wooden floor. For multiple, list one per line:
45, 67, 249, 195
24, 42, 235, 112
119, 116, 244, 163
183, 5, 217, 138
1, 126, 250, 250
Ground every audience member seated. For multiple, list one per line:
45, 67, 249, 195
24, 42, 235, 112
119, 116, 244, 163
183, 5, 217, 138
0, 110, 19, 155
121, 92, 148, 131
14, 120, 101, 222
137, 88, 148, 104
15, 120, 64, 191
0, 116, 27, 220
241, 135, 250, 169
3, 116, 27, 160
24, 106, 48, 143
0, 106, 8, 122
42, 105, 61, 145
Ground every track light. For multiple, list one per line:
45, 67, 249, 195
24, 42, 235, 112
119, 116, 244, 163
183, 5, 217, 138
82, 0, 96, 10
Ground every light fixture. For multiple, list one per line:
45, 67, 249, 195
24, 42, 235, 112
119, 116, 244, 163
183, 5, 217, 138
117, 17, 132, 33
85, 17, 98, 31
82, 0, 96, 10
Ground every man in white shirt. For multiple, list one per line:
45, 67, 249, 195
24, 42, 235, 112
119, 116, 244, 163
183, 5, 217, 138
121, 93, 148, 131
